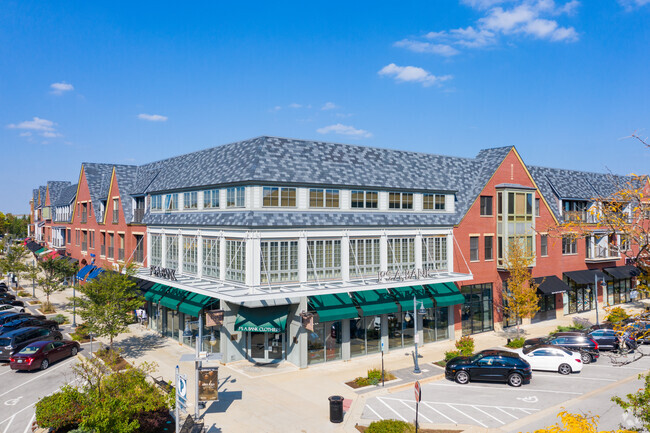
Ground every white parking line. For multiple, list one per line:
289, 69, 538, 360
0, 358, 75, 399
496, 407, 519, 420
446, 403, 488, 428
0, 369, 14, 377
533, 373, 617, 382
1, 415, 15, 433
381, 397, 541, 412
426, 382, 582, 395
472, 405, 506, 425
422, 401, 457, 424
22, 414, 34, 433
399, 400, 433, 423
587, 364, 649, 371
377, 397, 407, 422
365, 404, 384, 421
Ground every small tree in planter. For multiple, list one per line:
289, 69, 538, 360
21, 262, 40, 297
37, 255, 77, 310
0, 244, 28, 287
503, 237, 540, 337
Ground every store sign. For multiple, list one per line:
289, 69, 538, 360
149, 265, 177, 281
206, 309, 224, 327
378, 268, 434, 282
198, 367, 219, 401
301, 313, 314, 332
237, 324, 282, 332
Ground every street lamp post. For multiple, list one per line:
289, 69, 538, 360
594, 274, 600, 326
31, 259, 36, 298
72, 277, 77, 328
413, 295, 421, 374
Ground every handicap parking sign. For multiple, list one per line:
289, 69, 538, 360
178, 375, 187, 401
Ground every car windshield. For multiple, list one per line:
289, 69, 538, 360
470, 353, 486, 362
0, 338, 11, 347
18, 346, 41, 355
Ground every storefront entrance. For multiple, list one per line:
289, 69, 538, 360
248, 332, 284, 362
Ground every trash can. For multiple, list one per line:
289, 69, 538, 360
328, 395, 344, 423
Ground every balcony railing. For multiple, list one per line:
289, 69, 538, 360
134, 248, 144, 263
586, 246, 620, 262
81, 241, 87, 252
112, 210, 119, 224
108, 246, 114, 259
81, 211, 87, 224
118, 248, 125, 261
100, 245, 105, 256
133, 208, 145, 223
563, 210, 597, 223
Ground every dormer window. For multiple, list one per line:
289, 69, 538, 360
309, 189, 339, 208
423, 193, 445, 211
151, 195, 162, 211
389, 192, 413, 210
183, 191, 198, 209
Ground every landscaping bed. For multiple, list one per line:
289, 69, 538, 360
356, 420, 461, 433
346, 368, 397, 389
96, 348, 131, 371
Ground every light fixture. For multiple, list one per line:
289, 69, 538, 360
209, 331, 217, 347
418, 302, 426, 315
404, 313, 412, 322
183, 321, 192, 337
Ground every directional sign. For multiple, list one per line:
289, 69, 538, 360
178, 374, 187, 401
414, 380, 421, 402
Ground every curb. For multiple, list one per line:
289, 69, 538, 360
387, 373, 445, 393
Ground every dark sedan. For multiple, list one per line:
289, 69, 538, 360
0, 316, 59, 334
0, 292, 16, 301
0, 312, 31, 326
10, 340, 80, 371
587, 328, 637, 350
0, 327, 63, 361
445, 349, 532, 387
524, 335, 599, 363
0, 299, 25, 307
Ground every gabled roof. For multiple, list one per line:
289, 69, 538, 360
53, 183, 78, 207
82, 163, 117, 223
46, 181, 72, 206
138, 136, 478, 194
37, 186, 46, 208
114, 165, 139, 223
32, 189, 39, 206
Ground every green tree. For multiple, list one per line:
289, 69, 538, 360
77, 263, 143, 351
37, 255, 77, 307
503, 236, 540, 337
22, 262, 40, 296
0, 244, 29, 287
612, 373, 650, 431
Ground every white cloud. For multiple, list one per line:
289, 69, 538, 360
288, 103, 302, 108
321, 102, 338, 110
7, 117, 56, 131
41, 131, 62, 138
618, 0, 650, 9
138, 113, 168, 122
19, 132, 32, 137
50, 82, 74, 95
393, 39, 460, 56
378, 63, 452, 87
316, 123, 372, 138
396, 0, 579, 56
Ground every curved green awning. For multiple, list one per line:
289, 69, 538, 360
235, 305, 287, 333
178, 292, 215, 317
351, 289, 398, 316
308, 293, 359, 322
426, 282, 465, 307
144, 283, 168, 303
391, 285, 434, 310
158, 287, 188, 310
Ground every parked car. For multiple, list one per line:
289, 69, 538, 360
0, 304, 25, 314
625, 322, 650, 344
513, 344, 583, 374
0, 286, 9, 293
0, 316, 59, 334
524, 335, 600, 363
445, 349, 532, 387
0, 327, 63, 361
10, 340, 80, 371
0, 312, 31, 326
587, 328, 633, 350
0, 292, 16, 301
0, 299, 25, 308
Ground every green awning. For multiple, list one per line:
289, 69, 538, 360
235, 306, 287, 333
308, 293, 359, 322
427, 282, 465, 307
35, 247, 47, 254
144, 284, 168, 303
178, 292, 215, 317
158, 287, 188, 310
391, 285, 434, 310
351, 289, 398, 316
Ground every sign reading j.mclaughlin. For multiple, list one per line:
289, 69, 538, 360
149, 265, 177, 281
378, 268, 436, 282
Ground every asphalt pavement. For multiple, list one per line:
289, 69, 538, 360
362, 351, 650, 431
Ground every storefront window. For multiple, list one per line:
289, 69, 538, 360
307, 240, 341, 280
461, 284, 493, 336
225, 239, 246, 282
387, 312, 414, 349
565, 279, 595, 314
423, 307, 449, 343
606, 278, 632, 306
150, 234, 162, 267
166, 235, 179, 271
307, 321, 342, 365
387, 238, 415, 273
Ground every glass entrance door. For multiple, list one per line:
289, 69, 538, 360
248, 332, 284, 362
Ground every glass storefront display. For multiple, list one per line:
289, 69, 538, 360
146, 303, 220, 353
606, 278, 632, 306
565, 281, 596, 314
423, 307, 449, 343
349, 316, 381, 357
307, 321, 342, 365
461, 284, 493, 336
387, 312, 415, 349
531, 294, 557, 323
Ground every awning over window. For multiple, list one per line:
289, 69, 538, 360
76, 265, 95, 280
235, 305, 287, 333
350, 289, 398, 316
426, 282, 465, 307
604, 265, 641, 280
308, 293, 359, 322
25, 241, 42, 253
178, 292, 215, 317
532, 275, 570, 295
144, 283, 169, 303
35, 247, 48, 255
86, 268, 104, 281
158, 287, 188, 310
390, 286, 434, 310
564, 269, 612, 285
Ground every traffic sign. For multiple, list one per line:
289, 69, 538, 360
178, 374, 187, 401
414, 380, 421, 402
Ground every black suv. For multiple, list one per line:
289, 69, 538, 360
0, 327, 63, 361
0, 316, 59, 335
524, 334, 600, 363
445, 349, 532, 387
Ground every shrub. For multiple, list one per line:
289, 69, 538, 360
572, 317, 591, 329
455, 335, 475, 356
52, 313, 68, 325
606, 306, 630, 324
17, 290, 30, 297
445, 350, 461, 361
506, 337, 526, 348
366, 419, 415, 433
35, 386, 85, 430
41, 302, 56, 314
135, 407, 174, 433
354, 368, 396, 387
70, 322, 91, 341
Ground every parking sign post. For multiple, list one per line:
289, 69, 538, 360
414, 380, 421, 433
381, 340, 385, 387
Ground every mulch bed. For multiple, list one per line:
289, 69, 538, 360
434, 360, 447, 367
356, 426, 461, 433
96, 349, 131, 371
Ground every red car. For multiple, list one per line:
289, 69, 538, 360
10, 340, 80, 371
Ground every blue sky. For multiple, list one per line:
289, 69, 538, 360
1, 0, 649, 214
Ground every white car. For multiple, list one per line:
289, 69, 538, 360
0, 304, 25, 314
513, 344, 583, 375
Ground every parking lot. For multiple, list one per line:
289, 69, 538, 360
362, 351, 650, 430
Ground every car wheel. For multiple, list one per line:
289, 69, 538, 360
71, 347, 78, 356
455, 371, 470, 384
581, 352, 591, 364
41, 359, 49, 370
50, 325, 57, 331
54, 336, 62, 341
558, 363, 572, 375
20, 309, 25, 313
508, 373, 523, 387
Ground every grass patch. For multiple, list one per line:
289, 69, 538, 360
346, 368, 397, 388
16, 290, 30, 298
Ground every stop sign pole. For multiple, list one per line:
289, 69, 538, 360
414, 380, 421, 433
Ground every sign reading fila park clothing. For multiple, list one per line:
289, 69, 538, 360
149, 265, 178, 281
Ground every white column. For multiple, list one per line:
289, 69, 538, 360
178, 233, 184, 274
197, 232, 203, 278
249, 233, 261, 287
380, 232, 388, 272
161, 232, 167, 268
415, 232, 423, 270
220, 235, 226, 281
341, 233, 350, 282
447, 233, 454, 273
298, 233, 308, 282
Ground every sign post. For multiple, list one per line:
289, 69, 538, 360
175, 366, 188, 433
414, 380, 422, 433
381, 340, 385, 387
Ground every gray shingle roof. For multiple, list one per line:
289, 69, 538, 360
53, 183, 78, 207
114, 165, 139, 223
37, 186, 46, 208
46, 181, 71, 206
82, 163, 116, 223
32, 189, 39, 206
